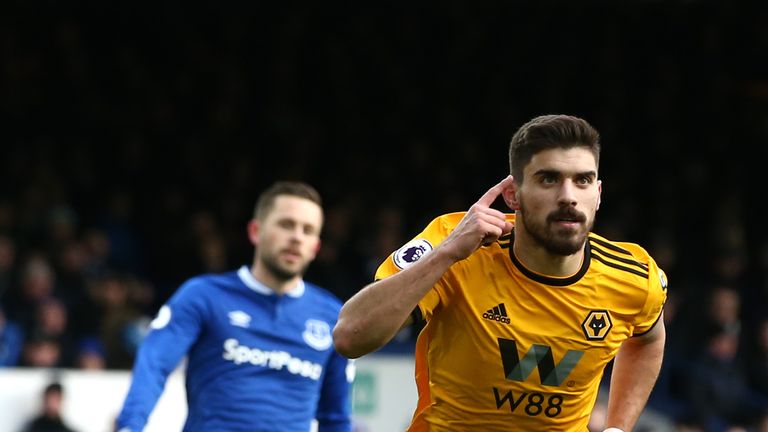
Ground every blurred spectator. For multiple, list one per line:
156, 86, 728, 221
645, 291, 694, 428
98, 191, 144, 275
188, 211, 228, 274
687, 286, 743, 356
686, 325, 768, 431
21, 381, 77, 432
709, 287, 742, 332
0, 202, 15, 234
81, 228, 111, 278
74, 336, 106, 370
32, 298, 75, 366
45, 206, 78, 258
91, 273, 150, 369
68, 278, 102, 342
5, 255, 57, 332
0, 306, 24, 366
21, 331, 63, 368
52, 240, 89, 309
0, 234, 17, 301
746, 318, 768, 399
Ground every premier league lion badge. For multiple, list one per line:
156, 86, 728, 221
393, 239, 433, 269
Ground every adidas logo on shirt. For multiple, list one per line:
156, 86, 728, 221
482, 303, 510, 324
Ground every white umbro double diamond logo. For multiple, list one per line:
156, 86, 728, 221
482, 303, 511, 324
228, 310, 251, 328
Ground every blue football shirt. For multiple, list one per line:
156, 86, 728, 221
117, 266, 352, 432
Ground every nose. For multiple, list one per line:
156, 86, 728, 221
290, 225, 311, 243
557, 180, 578, 207
289, 226, 304, 240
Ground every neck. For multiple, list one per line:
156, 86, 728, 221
250, 263, 301, 295
511, 228, 586, 278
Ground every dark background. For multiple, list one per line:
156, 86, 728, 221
3, 1, 767, 301
2, 0, 768, 364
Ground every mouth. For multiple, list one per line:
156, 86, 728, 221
281, 250, 303, 262
549, 211, 586, 228
553, 220, 581, 230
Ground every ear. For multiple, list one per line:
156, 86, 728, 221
501, 177, 520, 210
247, 219, 260, 246
596, 180, 603, 211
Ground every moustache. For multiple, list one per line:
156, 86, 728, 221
547, 209, 586, 223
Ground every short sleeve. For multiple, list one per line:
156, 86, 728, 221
632, 258, 668, 336
373, 213, 465, 322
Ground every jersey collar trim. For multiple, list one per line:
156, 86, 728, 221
237, 265, 305, 297
507, 231, 591, 286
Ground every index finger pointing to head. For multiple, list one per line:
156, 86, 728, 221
476, 175, 514, 207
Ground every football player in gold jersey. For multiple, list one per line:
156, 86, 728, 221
334, 114, 667, 432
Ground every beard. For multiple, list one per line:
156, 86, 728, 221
260, 251, 309, 281
519, 202, 594, 256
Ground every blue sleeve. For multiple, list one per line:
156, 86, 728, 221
316, 350, 353, 432
116, 280, 207, 430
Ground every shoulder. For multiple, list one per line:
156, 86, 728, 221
588, 233, 653, 264
588, 233, 668, 289
174, 269, 242, 298
430, 212, 467, 227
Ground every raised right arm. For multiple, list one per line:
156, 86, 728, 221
332, 176, 515, 359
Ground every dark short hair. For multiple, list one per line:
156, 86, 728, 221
253, 181, 322, 220
44, 382, 63, 395
508, 115, 601, 183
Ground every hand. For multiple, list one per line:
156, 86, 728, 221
439, 176, 515, 262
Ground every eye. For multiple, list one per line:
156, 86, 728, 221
575, 175, 594, 185
278, 220, 295, 230
541, 174, 558, 184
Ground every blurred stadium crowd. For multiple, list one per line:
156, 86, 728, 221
2, 1, 768, 430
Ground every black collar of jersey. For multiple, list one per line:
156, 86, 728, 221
506, 230, 591, 286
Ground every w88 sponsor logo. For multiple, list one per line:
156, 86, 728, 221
222, 338, 323, 380
493, 387, 565, 418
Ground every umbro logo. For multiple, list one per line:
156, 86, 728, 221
482, 303, 510, 324
228, 310, 251, 328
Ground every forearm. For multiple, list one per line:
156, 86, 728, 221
333, 248, 455, 358
117, 344, 176, 429
604, 322, 666, 431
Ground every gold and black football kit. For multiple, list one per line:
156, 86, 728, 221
376, 213, 667, 432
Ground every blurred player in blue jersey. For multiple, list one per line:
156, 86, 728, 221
117, 181, 353, 432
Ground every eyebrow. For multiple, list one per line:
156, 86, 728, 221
533, 169, 597, 179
